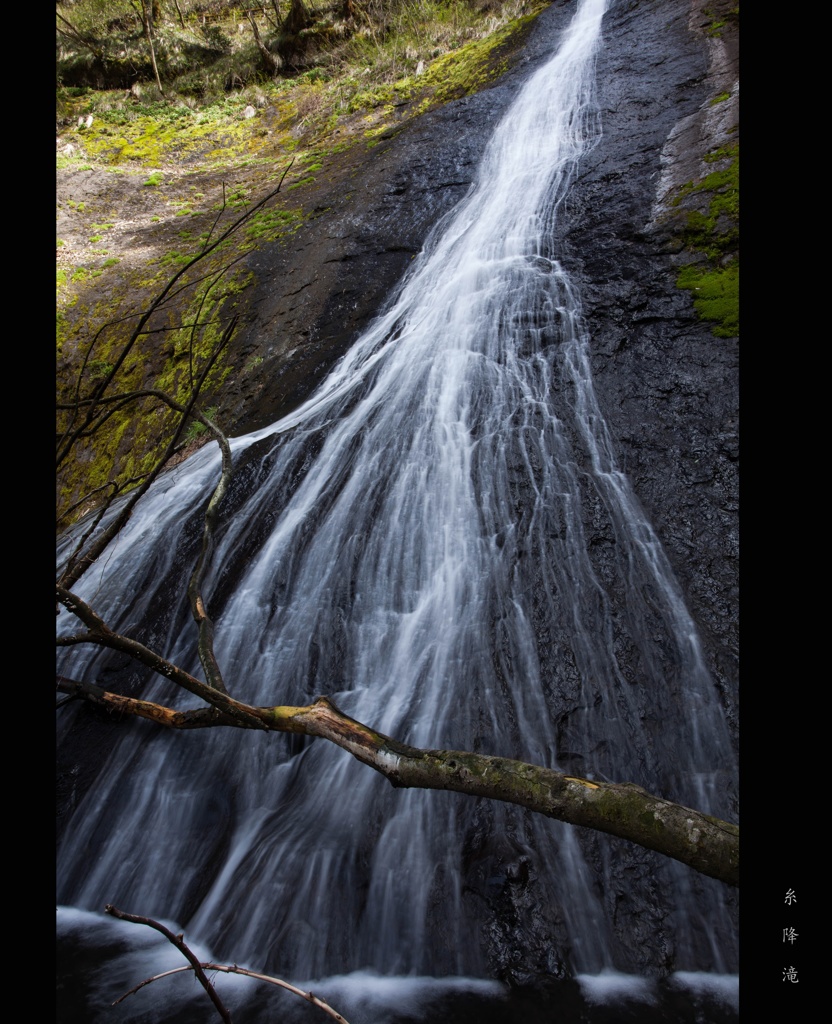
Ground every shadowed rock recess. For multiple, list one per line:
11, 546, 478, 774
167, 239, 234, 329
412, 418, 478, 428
57, 0, 738, 1021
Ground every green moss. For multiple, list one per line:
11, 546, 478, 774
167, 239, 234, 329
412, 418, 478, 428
157, 250, 191, 268
57, 310, 69, 353
87, 359, 114, 381
670, 143, 739, 338
702, 3, 739, 37
286, 175, 317, 190
677, 262, 738, 337
244, 207, 303, 241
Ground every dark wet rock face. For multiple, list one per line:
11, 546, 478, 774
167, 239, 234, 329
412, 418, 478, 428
563, 0, 739, 733
216, 5, 588, 436
481, 0, 739, 981
220, 82, 521, 434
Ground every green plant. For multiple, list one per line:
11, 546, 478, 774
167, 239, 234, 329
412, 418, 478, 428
88, 359, 115, 381
185, 406, 219, 442
144, 172, 163, 186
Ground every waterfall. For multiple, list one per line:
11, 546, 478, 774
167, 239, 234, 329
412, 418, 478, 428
57, 0, 737, 1014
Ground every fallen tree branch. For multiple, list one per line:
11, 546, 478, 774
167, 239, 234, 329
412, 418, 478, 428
55, 592, 267, 731
57, 679, 738, 886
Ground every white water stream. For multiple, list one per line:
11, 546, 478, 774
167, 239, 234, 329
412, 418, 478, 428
57, 0, 737, 1009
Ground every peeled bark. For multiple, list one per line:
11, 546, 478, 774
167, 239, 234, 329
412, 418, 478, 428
56, 679, 738, 887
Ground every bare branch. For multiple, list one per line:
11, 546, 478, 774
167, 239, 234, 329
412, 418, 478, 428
184, 378, 236, 696
57, 173, 292, 472
57, 329, 228, 591
56, 590, 268, 730
104, 906, 233, 1024
57, 678, 738, 886
202, 963, 350, 1022
105, 905, 351, 1022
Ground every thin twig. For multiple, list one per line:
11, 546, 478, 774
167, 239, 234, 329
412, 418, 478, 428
104, 907, 351, 1022
203, 963, 350, 1022
104, 906, 233, 1024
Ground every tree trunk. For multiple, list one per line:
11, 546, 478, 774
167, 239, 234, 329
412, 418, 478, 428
282, 0, 310, 37
135, 0, 165, 96
248, 11, 281, 75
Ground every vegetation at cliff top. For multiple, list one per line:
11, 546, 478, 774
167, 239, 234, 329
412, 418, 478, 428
58, 0, 548, 170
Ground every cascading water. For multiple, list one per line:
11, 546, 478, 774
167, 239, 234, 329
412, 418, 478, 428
57, 0, 738, 1018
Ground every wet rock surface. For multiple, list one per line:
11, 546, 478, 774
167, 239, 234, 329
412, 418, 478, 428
217, 14, 565, 436
563, 0, 739, 728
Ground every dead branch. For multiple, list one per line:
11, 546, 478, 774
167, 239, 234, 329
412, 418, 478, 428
185, 402, 234, 695
104, 905, 232, 1024
105, 904, 351, 1022
57, 676, 738, 886
56, 591, 267, 730
57, 164, 295, 600
202, 963, 350, 1022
